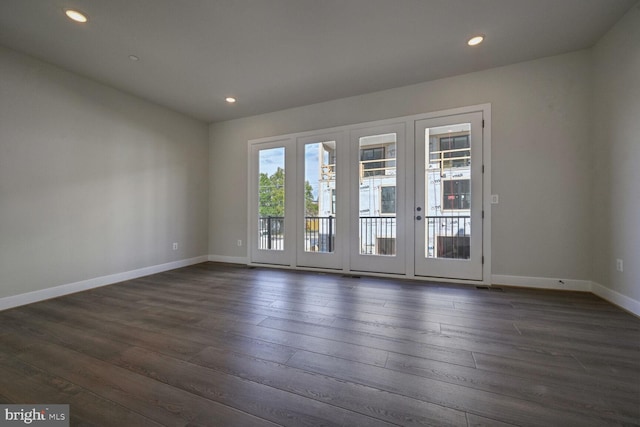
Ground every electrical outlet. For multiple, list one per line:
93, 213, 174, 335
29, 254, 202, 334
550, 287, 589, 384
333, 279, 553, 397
172, 242, 178, 251
616, 259, 623, 272
237, 239, 242, 247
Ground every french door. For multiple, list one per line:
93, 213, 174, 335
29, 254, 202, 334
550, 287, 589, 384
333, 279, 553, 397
249, 105, 489, 282
349, 123, 406, 274
414, 112, 484, 280
249, 139, 295, 266
295, 132, 344, 270
249, 133, 345, 270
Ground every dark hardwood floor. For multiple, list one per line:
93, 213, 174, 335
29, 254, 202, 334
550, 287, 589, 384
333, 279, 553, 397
1, 262, 638, 426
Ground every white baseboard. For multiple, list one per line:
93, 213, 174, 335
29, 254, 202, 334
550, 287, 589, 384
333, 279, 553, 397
492, 275, 639, 316
0, 255, 209, 312
4, 262, 636, 317
491, 274, 592, 292
591, 281, 640, 317
208, 254, 248, 265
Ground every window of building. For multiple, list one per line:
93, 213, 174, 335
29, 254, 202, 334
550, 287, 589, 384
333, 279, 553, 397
437, 134, 470, 169
443, 179, 470, 210
361, 147, 385, 177
441, 135, 470, 168
381, 186, 396, 214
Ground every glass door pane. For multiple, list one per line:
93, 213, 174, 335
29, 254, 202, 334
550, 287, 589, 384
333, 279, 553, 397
303, 141, 336, 253
296, 133, 343, 270
358, 133, 397, 256
415, 113, 483, 280
426, 124, 471, 260
258, 147, 285, 251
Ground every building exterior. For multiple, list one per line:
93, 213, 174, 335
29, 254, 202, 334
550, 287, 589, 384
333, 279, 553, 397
312, 127, 472, 259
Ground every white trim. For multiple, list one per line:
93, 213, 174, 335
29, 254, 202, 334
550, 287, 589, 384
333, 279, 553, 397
0, 256, 208, 312
591, 281, 640, 317
248, 261, 486, 285
491, 274, 591, 292
208, 254, 248, 265
481, 107, 492, 285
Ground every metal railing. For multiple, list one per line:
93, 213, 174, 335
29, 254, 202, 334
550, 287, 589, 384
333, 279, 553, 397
259, 216, 336, 252
426, 215, 470, 259
258, 216, 284, 250
304, 216, 335, 252
259, 215, 470, 259
359, 216, 396, 255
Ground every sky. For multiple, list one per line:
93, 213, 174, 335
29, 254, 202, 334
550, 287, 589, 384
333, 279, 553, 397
259, 145, 321, 199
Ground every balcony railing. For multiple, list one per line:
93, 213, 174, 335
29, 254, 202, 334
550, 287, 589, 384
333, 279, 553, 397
426, 215, 471, 259
320, 164, 336, 181
359, 158, 396, 181
259, 215, 470, 259
359, 216, 396, 255
304, 216, 335, 252
258, 216, 284, 250
429, 148, 471, 171
259, 216, 336, 252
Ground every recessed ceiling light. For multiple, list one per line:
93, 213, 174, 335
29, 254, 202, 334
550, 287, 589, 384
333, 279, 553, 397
65, 9, 88, 23
129, 55, 139, 61
225, 97, 237, 103
467, 35, 484, 46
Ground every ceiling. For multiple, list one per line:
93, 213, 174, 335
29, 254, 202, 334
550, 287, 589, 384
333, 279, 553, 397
0, 0, 636, 123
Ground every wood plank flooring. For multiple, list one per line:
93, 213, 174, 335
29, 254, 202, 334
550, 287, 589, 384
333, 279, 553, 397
0, 262, 638, 426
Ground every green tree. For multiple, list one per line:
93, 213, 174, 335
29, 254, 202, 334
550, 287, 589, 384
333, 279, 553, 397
259, 168, 318, 217
304, 181, 318, 216
259, 167, 285, 217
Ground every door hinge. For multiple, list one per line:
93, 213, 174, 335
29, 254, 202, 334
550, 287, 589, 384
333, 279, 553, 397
482, 210, 485, 219
482, 255, 485, 264
482, 165, 485, 173
482, 119, 485, 128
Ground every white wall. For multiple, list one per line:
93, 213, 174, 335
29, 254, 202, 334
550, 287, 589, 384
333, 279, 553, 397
0, 46, 210, 300
591, 5, 640, 304
209, 50, 593, 283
